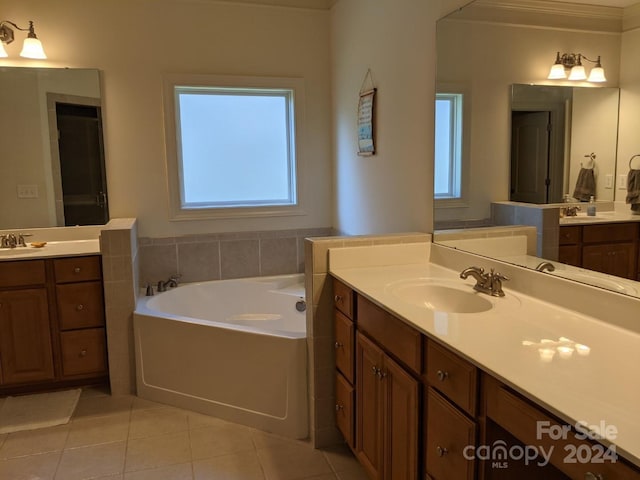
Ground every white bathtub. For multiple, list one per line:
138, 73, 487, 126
133, 274, 308, 439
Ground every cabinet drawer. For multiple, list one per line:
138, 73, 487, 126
559, 226, 581, 245
583, 223, 637, 243
485, 376, 639, 479
426, 387, 476, 480
60, 328, 107, 377
335, 311, 355, 383
54, 256, 102, 283
0, 260, 46, 288
56, 282, 105, 330
425, 339, 478, 416
333, 278, 355, 319
336, 372, 355, 449
357, 296, 422, 374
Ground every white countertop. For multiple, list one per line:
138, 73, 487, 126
0, 239, 101, 261
560, 210, 640, 225
329, 246, 640, 467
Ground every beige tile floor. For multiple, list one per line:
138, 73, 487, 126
0, 387, 369, 480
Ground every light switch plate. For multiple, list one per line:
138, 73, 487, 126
605, 174, 613, 189
17, 184, 38, 199
618, 174, 627, 189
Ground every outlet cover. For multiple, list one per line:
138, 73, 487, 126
17, 184, 38, 199
605, 174, 613, 189
618, 174, 628, 189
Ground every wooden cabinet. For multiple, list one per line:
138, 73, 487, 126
332, 275, 640, 480
0, 255, 108, 394
0, 288, 55, 385
356, 331, 419, 480
334, 278, 357, 450
558, 223, 638, 279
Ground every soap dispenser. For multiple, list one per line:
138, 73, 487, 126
587, 196, 596, 216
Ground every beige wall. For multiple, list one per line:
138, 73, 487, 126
618, 25, 640, 191
2, 0, 332, 237
331, 0, 450, 235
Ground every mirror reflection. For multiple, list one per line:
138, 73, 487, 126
0, 67, 108, 230
433, 0, 640, 298
510, 84, 619, 204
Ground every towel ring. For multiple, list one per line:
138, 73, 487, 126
629, 154, 640, 170
582, 153, 596, 169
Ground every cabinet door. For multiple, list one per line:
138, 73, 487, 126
0, 289, 55, 384
356, 332, 385, 480
335, 311, 355, 383
336, 372, 355, 450
583, 243, 635, 279
558, 245, 580, 267
384, 354, 419, 480
426, 387, 476, 480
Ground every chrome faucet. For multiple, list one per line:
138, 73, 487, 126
157, 274, 180, 292
0, 233, 28, 249
561, 205, 581, 217
535, 261, 555, 273
460, 266, 509, 297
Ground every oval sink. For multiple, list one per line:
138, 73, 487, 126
387, 279, 493, 314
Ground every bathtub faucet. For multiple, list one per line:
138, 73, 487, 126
157, 274, 181, 292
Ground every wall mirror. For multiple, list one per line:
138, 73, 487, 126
510, 84, 619, 204
433, 0, 640, 298
0, 67, 108, 230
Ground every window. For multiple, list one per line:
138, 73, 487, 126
163, 75, 304, 220
434, 93, 463, 199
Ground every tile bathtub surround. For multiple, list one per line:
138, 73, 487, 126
138, 228, 333, 286
100, 219, 139, 396
0, 387, 368, 480
304, 233, 432, 448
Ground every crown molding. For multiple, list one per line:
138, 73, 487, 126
623, 2, 640, 30
450, 0, 624, 32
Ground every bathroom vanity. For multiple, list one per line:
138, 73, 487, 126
559, 221, 640, 281
330, 243, 640, 480
0, 246, 108, 394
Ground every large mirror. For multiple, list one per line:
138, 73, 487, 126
433, 0, 640, 297
0, 67, 108, 230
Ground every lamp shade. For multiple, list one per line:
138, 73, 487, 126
20, 37, 46, 59
588, 66, 607, 82
568, 65, 587, 81
0, 42, 7, 58
548, 63, 566, 80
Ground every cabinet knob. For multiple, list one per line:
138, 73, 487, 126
585, 473, 604, 480
79, 349, 88, 357
372, 366, 379, 376
74, 267, 81, 273
334, 341, 343, 349
436, 370, 449, 381
436, 446, 448, 457
76, 304, 84, 311
334, 295, 342, 303
335, 403, 344, 411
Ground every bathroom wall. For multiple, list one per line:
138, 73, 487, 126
138, 227, 332, 286
331, 0, 452, 235
2, 0, 332, 238
617, 7, 640, 191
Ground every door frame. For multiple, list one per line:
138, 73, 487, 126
46, 93, 104, 226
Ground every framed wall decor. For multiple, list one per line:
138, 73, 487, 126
357, 69, 376, 156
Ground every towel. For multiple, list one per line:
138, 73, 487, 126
572, 167, 596, 202
626, 169, 640, 214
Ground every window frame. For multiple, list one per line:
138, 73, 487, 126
434, 92, 463, 200
163, 74, 306, 221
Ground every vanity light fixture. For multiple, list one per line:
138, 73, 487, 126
547, 52, 606, 83
0, 20, 46, 59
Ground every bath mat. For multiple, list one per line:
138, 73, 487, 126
0, 388, 81, 434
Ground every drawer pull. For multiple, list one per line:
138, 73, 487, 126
436, 369, 449, 381
335, 403, 344, 411
436, 446, 448, 457
584, 473, 604, 480
372, 366, 379, 376
79, 349, 88, 357
334, 341, 343, 349
76, 304, 84, 311
74, 267, 81, 273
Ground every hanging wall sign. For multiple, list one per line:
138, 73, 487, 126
357, 69, 376, 156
